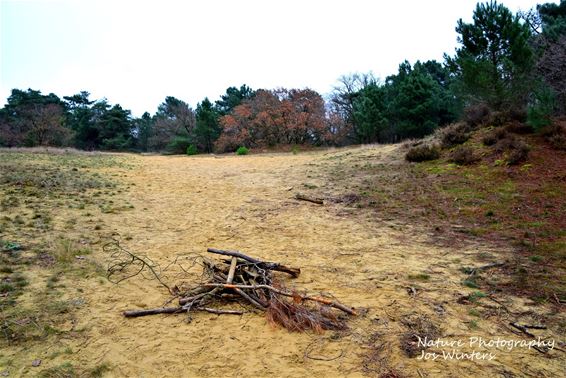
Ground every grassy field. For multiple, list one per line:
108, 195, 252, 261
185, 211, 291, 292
0, 146, 564, 377
0, 149, 133, 376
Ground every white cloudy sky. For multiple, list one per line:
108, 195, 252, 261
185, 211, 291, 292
0, 0, 549, 116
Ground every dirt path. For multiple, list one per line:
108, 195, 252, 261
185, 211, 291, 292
63, 146, 564, 377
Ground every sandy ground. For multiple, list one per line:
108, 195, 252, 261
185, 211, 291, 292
6, 145, 564, 377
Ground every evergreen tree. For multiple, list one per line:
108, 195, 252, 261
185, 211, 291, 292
449, 1, 534, 110
351, 83, 388, 143
195, 98, 221, 153
96, 103, 133, 150
215, 85, 255, 115
134, 112, 153, 152
538, 0, 566, 41
64, 91, 96, 149
387, 61, 446, 140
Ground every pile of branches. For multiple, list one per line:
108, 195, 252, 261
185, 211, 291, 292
107, 241, 356, 332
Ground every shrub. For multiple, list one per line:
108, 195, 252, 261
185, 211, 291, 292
165, 136, 191, 155
482, 127, 507, 146
440, 123, 470, 148
235, 146, 249, 156
548, 133, 566, 150
496, 136, 529, 165
507, 141, 530, 165
527, 87, 555, 131
495, 135, 518, 153
186, 144, 197, 156
449, 146, 479, 165
405, 144, 440, 162
489, 111, 510, 127
464, 103, 491, 127
540, 123, 566, 150
505, 122, 534, 134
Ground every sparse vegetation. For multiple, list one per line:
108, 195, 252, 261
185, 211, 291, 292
405, 144, 440, 162
482, 127, 508, 146
235, 146, 249, 155
449, 145, 479, 165
0, 149, 127, 374
186, 144, 198, 156
440, 123, 470, 147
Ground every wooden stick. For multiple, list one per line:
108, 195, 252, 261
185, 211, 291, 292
226, 257, 238, 284
124, 307, 183, 317
197, 307, 244, 315
294, 193, 324, 205
179, 288, 218, 305
203, 283, 357, 315
510, 322, 535, 337
233, 288, 267, 310
207, 248, 300, 278
123, 306, 244, 317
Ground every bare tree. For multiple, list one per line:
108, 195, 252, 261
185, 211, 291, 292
537, 35, 566, 114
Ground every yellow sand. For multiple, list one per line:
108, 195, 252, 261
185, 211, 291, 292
7, 145, 564, 377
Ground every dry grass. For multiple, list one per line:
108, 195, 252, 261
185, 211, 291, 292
1, 145, 564, 377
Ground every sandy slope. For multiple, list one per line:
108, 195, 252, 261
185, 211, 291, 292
15, 145, 563, 377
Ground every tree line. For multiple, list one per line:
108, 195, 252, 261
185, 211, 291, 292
1, 1, 564, 153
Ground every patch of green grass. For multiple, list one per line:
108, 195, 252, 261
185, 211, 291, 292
47, 346, 74, 359
88, 363, 111, 377
0, 282, 16, 293
11, 273, 28, 288
39, 362, 76, 378
468, 309, 481, 317
468, 291, 486, 303
468, 320, 479, 330
408, 273, 431, 281
421, 162, 458, 175
462, 279, 479, 289
53, 239, 91, 266
0, 266, 14, 273
235, 146, 249, 156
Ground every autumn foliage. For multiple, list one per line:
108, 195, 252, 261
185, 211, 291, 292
215, 89, 335, 152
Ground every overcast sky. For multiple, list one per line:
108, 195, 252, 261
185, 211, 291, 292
0, 0, 550, 116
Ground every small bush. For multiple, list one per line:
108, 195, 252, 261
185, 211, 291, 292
464, 103, 491, 127
507, 140, 530, 165
527, 87, 555, 131
235, 146, 249, 156
165, 136, 191, 155
186, 144, 197, 156
405, 144, 440, 162
548, 133, 566, 150
441, 123, 470, 148
449, 146, 479, 165
495, 135, 529, 165
540, 123, 566, 150
505, 122, 534, 135
489, 111, 511, 127
482, 128, 507, 146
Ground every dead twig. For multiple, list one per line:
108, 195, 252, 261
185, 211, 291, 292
202, 283, 357, 315
294, 193, 324, 205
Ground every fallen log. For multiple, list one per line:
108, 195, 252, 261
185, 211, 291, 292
203, 283, 357, 316
294, 193, 324, 205
207, 248, 301, 278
